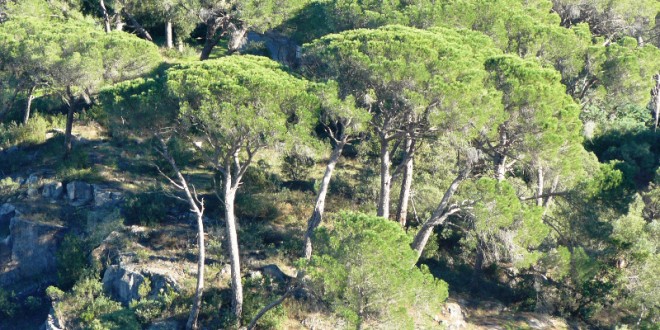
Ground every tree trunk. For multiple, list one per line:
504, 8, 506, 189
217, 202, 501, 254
99, 0, 111, 33
536, 165, 544, 207
200, 18, 222, 61
396, 139, 414, 227
411, 170, 467, 257
23, 85, 36, 125
166, 20, 174, 49
156, 136, 206, 330
122, 9, 153, 41
177, 38, 184, 52
470, 241, 485, 291
495, 153, 507, 182
63, 88, 75, 159
304, 137, 347, 259
377, 137, 391, 219
186, 211, 205, 330
652, 74, 660, 131
224, 169, 243, 321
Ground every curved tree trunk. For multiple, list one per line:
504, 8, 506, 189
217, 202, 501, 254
200, 18, 222, 61
396, 139, 414, 227
411, 170, 467, 257
304, 137, 347, 259
224, 169, 243, 321
166, 20, 174, 49
23, 85, 36, 125
122, 9, 153, 41
377, 137, 391, 219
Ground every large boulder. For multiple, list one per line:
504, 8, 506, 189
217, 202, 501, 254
102, 265, 146, 306
66, 181, 93, 206
0, 216, 66, 286
42, 182, 64, 200
92, 184, 123, 208
0, 203, 17, 224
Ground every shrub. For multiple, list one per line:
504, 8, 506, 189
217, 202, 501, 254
123, 188, 172, 226
56, 234, 91, 289
242, 277, 287, 330
302, 212, 449, 329
281, 151, 315, 181
0, 289, 17, 318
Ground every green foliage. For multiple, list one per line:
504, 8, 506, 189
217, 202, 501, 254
123, 188, 172, 226
0, 114, 63, 148
242, 277, 287, 329
0, 289, 17, 318
303, 212, 448, 328
49, 276, 140, 330
281, 150, 315, 181
56, 234, 92, 289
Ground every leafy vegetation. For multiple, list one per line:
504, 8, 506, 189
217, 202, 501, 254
1, 0, 659, 329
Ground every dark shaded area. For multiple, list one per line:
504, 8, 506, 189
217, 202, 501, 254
586, 128, 660, 189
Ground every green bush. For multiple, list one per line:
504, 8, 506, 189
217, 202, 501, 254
56, 234, 92, 289
281, 151, 315, 181
242, 277, 287, 330
302, 212, 449, 329
49, 276, 140, 330
123, 189, 172, 226
0, 289, 17, 318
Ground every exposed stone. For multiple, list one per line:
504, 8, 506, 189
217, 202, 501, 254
93, 184, 123, 208
42, 182, 64, 200
41, 306, 64, 330
0, 203, 17, 224
438, 302, 467, 330
66, 181, 93, 206
143, 270, 180, 299
27, 187, 40, 198
0, 216, 66, 286
102, 265, 146, 306
260, 264, 291, 283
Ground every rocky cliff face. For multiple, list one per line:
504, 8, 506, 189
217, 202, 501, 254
0, 213, 66, 286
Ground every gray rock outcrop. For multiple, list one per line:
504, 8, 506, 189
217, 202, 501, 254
42, 182, 64, 200
92, 184, 123, 208
102, 265, 146, 306
66, 181, 93, 206
0, 216, 66, 286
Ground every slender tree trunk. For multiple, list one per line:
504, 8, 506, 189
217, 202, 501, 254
200, 19, 222, 61
495, 153, 507, 182
652, 74, 660, 131
304, 137, 347, 259
23, 85, 36, 125
470, 241, 485, 291
99, 0, 111, 33
536, 165, 544, 207
396, 139, 414, 227
377, 137, 391, 219
156, 137, 206, 330
166, 20, 174, 49
186, 211, 205, 330
411, 170, 467, 257
224, 168, 243, 321
63, 87, 75, 159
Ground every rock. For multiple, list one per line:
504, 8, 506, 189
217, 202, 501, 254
93, 184, 123, 208
143, 270, 180, 299
102, 265, 146, 306
66, 181, 93, 206
27, 187, 40, 198
0, 216, 66, 286
248, 270, 263, 280
26, 174, 40, 186
42, 182, 64, 200
147, 320, 180, 330
438, 302, 467, 330
260, 264, 291, 283
0, 203, 17, 224
41, 306, 64, 330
